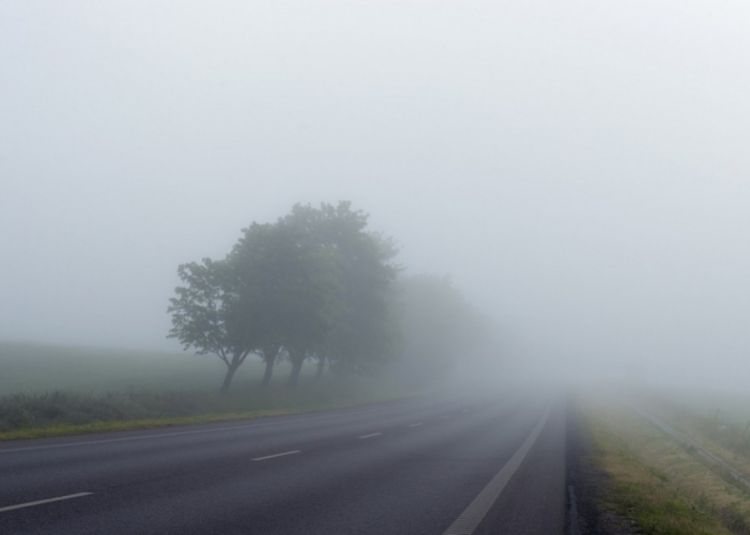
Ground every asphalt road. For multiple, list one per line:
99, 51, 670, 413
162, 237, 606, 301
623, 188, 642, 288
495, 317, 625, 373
0, 393, 566, 534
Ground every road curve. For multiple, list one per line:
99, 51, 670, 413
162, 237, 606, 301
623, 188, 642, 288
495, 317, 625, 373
0, 393, 566, 534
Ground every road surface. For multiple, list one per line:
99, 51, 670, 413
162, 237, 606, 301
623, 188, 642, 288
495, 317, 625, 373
0, 393, 566, 534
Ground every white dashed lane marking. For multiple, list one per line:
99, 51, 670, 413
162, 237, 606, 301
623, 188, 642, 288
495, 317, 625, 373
252, 450, 301, 461
0, 492, 93, 514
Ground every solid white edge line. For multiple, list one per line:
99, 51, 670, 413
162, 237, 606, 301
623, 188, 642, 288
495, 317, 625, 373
0, 492, 93, 514
358, 432, 383, 439
442, 407, 551, 535
251, 450, 301, 461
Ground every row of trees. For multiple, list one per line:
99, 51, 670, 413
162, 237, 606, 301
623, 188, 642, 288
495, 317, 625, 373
168, 202, 400, 391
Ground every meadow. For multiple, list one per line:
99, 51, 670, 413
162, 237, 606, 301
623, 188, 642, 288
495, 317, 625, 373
0, 341, 270, 394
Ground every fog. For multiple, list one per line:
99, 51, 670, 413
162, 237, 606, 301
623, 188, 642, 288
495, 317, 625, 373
2, 1, 749, 391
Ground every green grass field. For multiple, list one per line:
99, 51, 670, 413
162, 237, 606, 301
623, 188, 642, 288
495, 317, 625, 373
0, 341, 410, 440
0, 341, 274, 395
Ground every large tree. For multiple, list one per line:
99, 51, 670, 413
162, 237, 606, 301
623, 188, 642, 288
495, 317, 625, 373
168, 258, 252, 392
230, 217, 341, 386
282, 202, 400, 377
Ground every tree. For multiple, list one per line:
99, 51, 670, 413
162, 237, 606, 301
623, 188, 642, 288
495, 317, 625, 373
167, 259, 252, 392
229, 218, 341, 387
227, 223, 285, 386
281, 202, 400, 377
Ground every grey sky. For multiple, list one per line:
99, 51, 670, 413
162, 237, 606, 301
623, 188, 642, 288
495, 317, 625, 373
2, 1, 749, 388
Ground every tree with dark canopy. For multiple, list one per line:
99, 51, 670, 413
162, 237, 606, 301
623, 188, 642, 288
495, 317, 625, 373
229, 220, 340, 386
168, 259, 252, 392
282, 202, 400, 377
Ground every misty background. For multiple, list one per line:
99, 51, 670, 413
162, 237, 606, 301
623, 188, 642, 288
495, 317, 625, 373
2, 1, 749, 390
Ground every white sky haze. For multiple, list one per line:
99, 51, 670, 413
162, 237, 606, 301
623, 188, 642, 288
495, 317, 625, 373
2, 1, 749, 389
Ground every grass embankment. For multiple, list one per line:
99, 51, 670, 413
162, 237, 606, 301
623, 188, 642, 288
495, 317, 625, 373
581, 399, 750, 535
0, 342, 412, 441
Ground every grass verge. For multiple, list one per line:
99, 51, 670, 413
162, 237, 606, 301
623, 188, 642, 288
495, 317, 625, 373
580, 399, 750, 535
0, 380, 414, 441
0, 409, 300, 441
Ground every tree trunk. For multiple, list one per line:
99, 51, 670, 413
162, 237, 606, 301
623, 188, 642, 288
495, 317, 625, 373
220, 363, 239, 393
315, 355, 326, 380
287, 350, 305, 386
261, 357, 275, 387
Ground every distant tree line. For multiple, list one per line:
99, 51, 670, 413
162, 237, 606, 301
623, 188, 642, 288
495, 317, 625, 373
392, 274, 492, 384
168, 202, 492, 392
